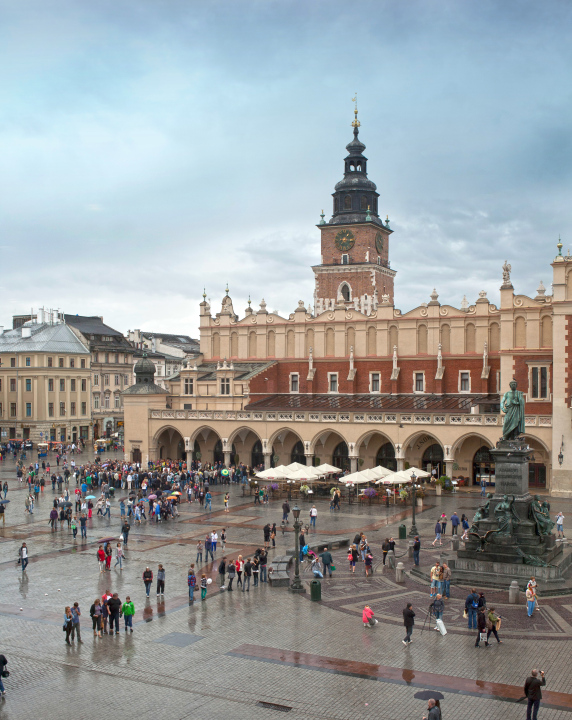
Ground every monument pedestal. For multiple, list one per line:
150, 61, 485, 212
451, 438, 570, 591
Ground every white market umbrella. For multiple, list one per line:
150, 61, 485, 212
314, 463, 343, 475
286, 462, 308, 472
255, 468, 292, 480
360, 467, 385, 481
341, 471, 372, 485
287, 467, 321, 481
372, 465, 395, 478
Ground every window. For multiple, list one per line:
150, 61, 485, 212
105, 353, 109, 363
184, 378, 194, 394
124, 354, 128, 364
25, 357, 30, 367
460, 372, 470, 392
10, 402, 16, 417
71, 379, 76, 392
25, 403, 32, 417
60, 402, 66, 416
220, 378, 231, 395
360, 195, 368, 210
70, 402, 76, 416
59, 379, 65, 392
10, 379, 16, 392
114, 374, 120, 385
25, 379, 31, 392
370, 372, 380, 393
81, 402, 87, 415
104, 374, 109, 385
344, 195, 352, 210
124, 375, 129, 385
342, 254, 349, 265
81, 379, 87, 392
59, 358, 64, 368
290, 373, 299, 393
115, 353, 119, 363
341, 283, 351, 301
530, 366, 549, 399
48, 357, 53, 367
114, 394, 120, 409
10, 358, 15, 368
328, 373, 338, 393
94, 395, 100, 409
81, 358, 86, 368
0, 402, 2, 416
93, 353, 98, 363
48, 379, 54, 392
104, 394, 110, 409
48, 402, 54, 417
70, 358, 75, 368
415, 372, 424, 393
94, 374, 99, 386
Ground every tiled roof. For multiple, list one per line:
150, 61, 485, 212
0, 323, 90, 354
64, 315, 123, 336
246, 393, 500, 412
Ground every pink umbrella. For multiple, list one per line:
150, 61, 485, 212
148, 494, 157, 500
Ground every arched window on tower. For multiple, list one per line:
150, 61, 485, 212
334, 197, 338, 212
344, 195, 352, 210
361, 196, 368, 210
340, 283, 351, 302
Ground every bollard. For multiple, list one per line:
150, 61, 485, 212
452, 536, 460, 552
388, 554, 396, 570
395, 561, 405, 582
508, 580, 520, 604
408, 540, 414, 558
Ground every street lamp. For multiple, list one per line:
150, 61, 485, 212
289, 504, 305, 593
408, 471, 419, 537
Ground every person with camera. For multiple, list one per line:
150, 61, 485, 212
431, 594, 445, 632
524, 669, 546, 720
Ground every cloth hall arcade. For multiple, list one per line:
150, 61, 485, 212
123, 113, 572, 496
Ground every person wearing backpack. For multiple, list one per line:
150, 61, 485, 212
465, 588, 479, 629
218, 557, 227, 588
188, 565, 197, 602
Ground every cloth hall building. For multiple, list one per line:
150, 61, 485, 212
123, 114, 572, 496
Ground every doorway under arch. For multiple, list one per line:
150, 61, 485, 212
156, 427, 186, 461
251, 440, 265, 468
473, 445, 495, 487
376, 442, 397, 472
291, 440, 307, 465
333, 441, 350, 472
422, 443, 444, 478
214, 439, 237, 465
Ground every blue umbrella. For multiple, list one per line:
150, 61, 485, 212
0, 499, 10, 504
85, 495, 96, 500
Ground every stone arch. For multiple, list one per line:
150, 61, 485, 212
227, 426, 263, 467
489, 322, 500, 352
355, 430, 395, 470
465, 323, 476, 353
212, 332, 220, 358
440, 323, 450, 353
338, 281, 352, 302
346, 326, 355, 355
366, 326, 377, 356
248, 330, 257, 358
325, 327, 335, 356
154, 425, 186, 461
417, 324, 428, 354
514, 316, 526, 348
286, 329, 295, 358
310, 428, 349, 469
451, 431, 494, 458
230, 332, 239, 358
402, 431, 444, 474
189, 425, 222, 464
268, 330, 276, 357
267, 427, 306, 467
540, 315, 552, 348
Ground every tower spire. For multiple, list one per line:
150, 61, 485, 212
351, 93, 360, 136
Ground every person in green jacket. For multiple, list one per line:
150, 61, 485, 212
486, 607, 502, 644
121, 596, 135, 633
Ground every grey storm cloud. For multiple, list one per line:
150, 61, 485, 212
1, 0, 572, 335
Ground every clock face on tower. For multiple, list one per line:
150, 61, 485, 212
375, 232, 384, 255
335, 229, 355, 252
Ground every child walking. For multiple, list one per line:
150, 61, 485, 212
200, 574, 208, 601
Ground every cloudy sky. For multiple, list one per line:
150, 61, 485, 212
2, 0, 571, 336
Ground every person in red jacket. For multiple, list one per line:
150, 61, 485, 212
142, 567, 153, 597
363, 605, 378, 628
97, 545, 106, 573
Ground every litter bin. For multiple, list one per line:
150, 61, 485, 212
310, 579, 321, 602
398, 524, 407, 540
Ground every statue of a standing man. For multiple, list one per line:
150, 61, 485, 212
501, 379, 525, 440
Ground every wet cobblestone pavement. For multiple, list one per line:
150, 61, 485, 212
2, 453, 572, 719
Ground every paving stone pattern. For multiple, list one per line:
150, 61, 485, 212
1, 452, 572, 719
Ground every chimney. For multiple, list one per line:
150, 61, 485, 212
22, 327, 32, 338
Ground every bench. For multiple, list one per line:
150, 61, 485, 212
268, 555, 291, 587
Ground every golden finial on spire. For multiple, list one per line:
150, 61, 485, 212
351, 93, 360, 128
